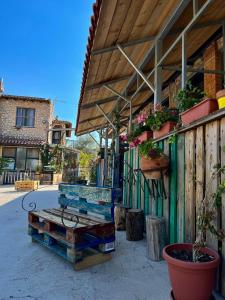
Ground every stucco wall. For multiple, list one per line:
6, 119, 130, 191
0, 98, 53, 142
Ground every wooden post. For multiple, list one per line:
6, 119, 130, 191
114, 204, 130, 231
126, 209, 144, 241
146, 216, 166, 261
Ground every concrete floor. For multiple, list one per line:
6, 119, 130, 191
0, 185, 171, 300
0, 185, 223, 300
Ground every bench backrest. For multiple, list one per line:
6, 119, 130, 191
58, 184, 115, 221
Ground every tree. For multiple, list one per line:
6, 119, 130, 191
73, 134, 98, 154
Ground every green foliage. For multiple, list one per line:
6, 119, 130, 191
175, 81, 205, 112
73, 135, 98, 155
40, 144, 63, 172
0, 157, 11, 175
139, 139, 162, 158
79, 151, 95, 180
146, 109, 178, 131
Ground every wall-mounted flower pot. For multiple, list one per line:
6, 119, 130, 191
216, 89, 225, 109
163, 243, 220, 300
140, 154, 169, 179
153, 121, 177, 139
138, 131, 153, 143
180, 98, 218, 126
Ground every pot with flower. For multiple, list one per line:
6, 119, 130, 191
146, 107, 179, 139
176, 81, 218, 126
139, 140, 169, 179
163, 163, 225, 300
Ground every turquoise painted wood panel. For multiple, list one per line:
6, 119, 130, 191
58, 196, 113, 221
169, 137, 178, 244
59, 184, 112, 203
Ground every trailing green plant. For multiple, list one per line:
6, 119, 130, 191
40, 144, 63, 172
0, 157, 12, 175
175, 81, 205, 112
194, 159, 225, 262
139, 139, 163, 159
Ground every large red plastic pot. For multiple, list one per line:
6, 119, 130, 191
180, 98, 218, 125
163, 243, 220, 300
153, 121, 177, 139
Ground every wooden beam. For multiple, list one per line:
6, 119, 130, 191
85, 75, 131, 91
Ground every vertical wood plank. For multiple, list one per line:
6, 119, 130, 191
220, 118, 225, 297
177, 134, 185, 243
205, 120, 220, 251
136, 147, 141, 209
195, 126, 205, 238
163, 139, 170, 244
157, 141, 164, 217
169, 137, 178, 244
184, 130, 196, 243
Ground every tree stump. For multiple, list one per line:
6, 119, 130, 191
126, 209, 144, 241
114, 204, 130, 231
146, 215, 166, 261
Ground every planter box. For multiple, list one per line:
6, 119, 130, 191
153, 121, 177, 139
180, 98, 218, 126
15, 180, 39, 191
138, 131, 153, 143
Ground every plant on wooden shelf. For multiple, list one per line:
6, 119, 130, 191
139, 139, 169, 179
146, 105, 179, 139
163, 158, 225, 300
127, 111, 153, 147
176, 81, 218, 125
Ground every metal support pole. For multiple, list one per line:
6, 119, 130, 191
104, 127, 108, 186
129, 100, 132, 133
96, 104, 116, 130
193, 0, 198, 15
154, 39, 162, 109
223, 21, 225, 88
117, 44, 155, 93
99, 129, 102, 148
181, 33, 187, 89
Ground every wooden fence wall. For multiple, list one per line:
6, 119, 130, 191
123, 113, 225, 296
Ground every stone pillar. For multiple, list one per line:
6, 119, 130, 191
204, 41, 222, 98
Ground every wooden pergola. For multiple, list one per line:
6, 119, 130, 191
75, 0, 225, 136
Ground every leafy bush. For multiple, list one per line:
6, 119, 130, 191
0, 157, 11, 175
176, 81, 205, 112
139, 140, 162, 159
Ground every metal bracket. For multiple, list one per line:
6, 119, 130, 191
117, 44, 155, 93
96, 104, 116, 131
103, 84, 130, 103
88, 132, 100, 147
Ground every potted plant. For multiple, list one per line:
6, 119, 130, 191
139, 140, 169, 179
146, 107, 179, 139
163, 163, 225, 300
216, 89, 225, 109
176, 81, 218, 125
0, 157, 11, 185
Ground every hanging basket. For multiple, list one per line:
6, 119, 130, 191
140, 154, 169, 179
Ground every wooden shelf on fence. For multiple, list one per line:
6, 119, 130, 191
15, 180, 39, 191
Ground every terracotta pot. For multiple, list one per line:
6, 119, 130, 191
138, 131, 153, 143
216, 89, 225, 110
140, 154, 169, 179
153, 121, 177, 139
163, 243, 220, 300
180, 98, 218, 126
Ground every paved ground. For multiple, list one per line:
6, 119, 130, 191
0, 186, 223, 300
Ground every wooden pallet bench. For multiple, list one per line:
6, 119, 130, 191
15, 180, 39, 191
28, 184, 116, 270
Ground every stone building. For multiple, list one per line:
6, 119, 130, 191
0, 94, 53, 172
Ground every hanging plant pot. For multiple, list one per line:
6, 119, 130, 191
140, 154, 169, 179
138, 131, 153, 143
163, 243, 220, 300
180, 98, 218, 126
216, 89, 225, 109
153, 121, 177, 139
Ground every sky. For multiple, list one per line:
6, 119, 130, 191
0, 0, 94, 137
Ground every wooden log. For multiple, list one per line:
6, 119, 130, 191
126, 209, 144, 241
114, 204, 130, 231
146, 216, 166, 261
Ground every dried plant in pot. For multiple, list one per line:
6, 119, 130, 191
139, 140, 169, 179
163, 162, 225, 300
